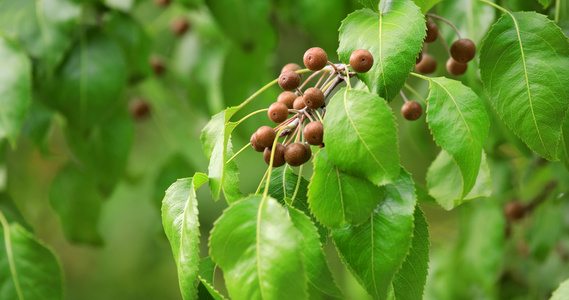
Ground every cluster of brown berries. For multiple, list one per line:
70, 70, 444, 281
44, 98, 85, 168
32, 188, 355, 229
415, 16, 476, 76
250, 47, 373, 167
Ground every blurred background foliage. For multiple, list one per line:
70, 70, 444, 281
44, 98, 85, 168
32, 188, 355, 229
1, 0, 569, 299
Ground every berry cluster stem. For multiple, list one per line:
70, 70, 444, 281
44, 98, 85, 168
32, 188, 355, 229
426, 13, 462, 40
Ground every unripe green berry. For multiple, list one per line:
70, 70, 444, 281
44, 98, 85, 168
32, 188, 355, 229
278, 70, 301, 91
263, 143, 286, 167
255, 126, 276, 148
349, 49, 374, 73
303, 47, 328, 71
401, 101, 423, 121
277, 91, 296, 109
303, 121, 324, 145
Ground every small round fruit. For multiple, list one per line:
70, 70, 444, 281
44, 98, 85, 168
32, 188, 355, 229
150, 56, 165, 76
302, 143, 312, 163
504, 201, 526, 221
416, 52, 423, 64
255, 126, 276, 148
293, 96, 306, 110
250, 133, 265, 152
277, 91, 296, 109
285, 142, 308, 166
154, 0, 171, 7
278, 70, 301, 91
171, 17, 190, 36
303, 121, 324, 145
424, 21, 439, 43
263, 143, 286, 167
129, 98, 151, 120
303, 88, 325, 109
349, 49, 374, 73
401, 101, 423, 121
450, 39, 476, 63
268, 102, 289, 123
303, 47, 328, 71
281, 63, 302, 74
446, 58, 468, 76
415, 54, 436, 74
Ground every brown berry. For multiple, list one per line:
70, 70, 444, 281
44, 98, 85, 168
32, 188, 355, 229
171, 17, 190, 36
293, 96, 306, 110
255, 126, 276, 148
277, 91, 296, 109
150, 55, 165, 76
268, 102, 289, 123
281, 63, 302, 74
303, 47, 328, 71
450, 39, 476, 63
303, 88, 325, 109
414, 54, 436, 74
153, 0, 170, 7
302, 143, 312, 163
303, 121, 323, 145
424, 21, 439, 43
285, 142, 308, 166
349, 49, 374, 73
278, 70, 301, 91
401, 101, 422, 121
504, 201, 526, 221
250, 133, 265, 152
129, 98, 151, 120
446, 58, 468, 76
416, 52, 423, 64
263, 143, 286, 167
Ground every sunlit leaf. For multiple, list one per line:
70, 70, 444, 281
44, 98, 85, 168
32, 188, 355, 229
551, 277, 569, 300
479, 12, 569, 160
197, 257, 227, 300
162, 174, 209, 300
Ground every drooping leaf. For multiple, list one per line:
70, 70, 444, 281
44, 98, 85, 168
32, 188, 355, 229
438, 0, 495, 44
197, 257, 226, 300
308, 149, 385, 228
324, 88, 400, 186
49, 164, 104, 245
162, 174, 209, 300
21, 99, 54, 152
479, 12, 569, 160
332, 169, 416, 300
288, 206, 344, 299
412, 0, 442, 13
209, 195, 306, 300
427, 150, 492, 210
0, 215, 63, 300
42, 30, 127, 131
0, 35, 31, 146
0, 0, 80, 71
0, 194, 32, 232
551, 278, 569, 300
223, 142, 242, 204
538, 0, 552, 9
392, 205, 430, 300
425, 76, 489, 198
338, 3, 425, 101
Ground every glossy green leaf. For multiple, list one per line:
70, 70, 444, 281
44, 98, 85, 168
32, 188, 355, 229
538, 0, 552, 8
358, 0, 380, 13
324, 88, 400, 186
332, 169, 416, 300
0, 0, 80, 70
551, 278, 569, 300
104, 11, 151, 81
0, 214, 63, 300
308, 149, 385, 228
438, 0, 495, 44
197, 257, 226, 300
425, 76, 489, 198
0, 194, 32, 233
412, 0, 441, 13
427, 150, 492, 210
288, 206, 344, 299
43, 30, 127, 131
162, 174, 209, 300
49, 164, 104, 245
209, 195, 306, 300
338, 2, 425, 101
0, 35, 31, 146
559, 117, 569, 170
223, 143, 242, 204
479, 12, 569, 160
392, 205, 430, 300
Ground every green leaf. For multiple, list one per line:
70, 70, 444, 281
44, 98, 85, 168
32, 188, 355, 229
332, 169, 416, 300
287, 206, 344, 299
162, 174, 209, 300
338, 3, 425, 101
559, 117, 569, 170
358, 0, 380, 13
411, 0, 442, 13
49, 164, 104, 245
392, 205, 430, 300
527, 194, 564, 262
222, 143, 242, 204
197, 257, 226, 300
104, 0, 135, 11
425, 76, 489, 198
427, 150, 492, 210
209, 195, 306, 300
324, 88, 400, 186
104, 11, 151, 81
0, 215, 63, 300
479, 12, 569, 161
415, 183, 437, 205
42, 30, 127, 131
538, 0, 552, 9
308, 149, 385, 228
0, 0, 80, 70
0, 35, 31, 146
0, 194, 32, 233
551, 278, 569, 300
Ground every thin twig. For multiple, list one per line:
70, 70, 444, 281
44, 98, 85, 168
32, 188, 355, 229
426, 13, 462, 40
